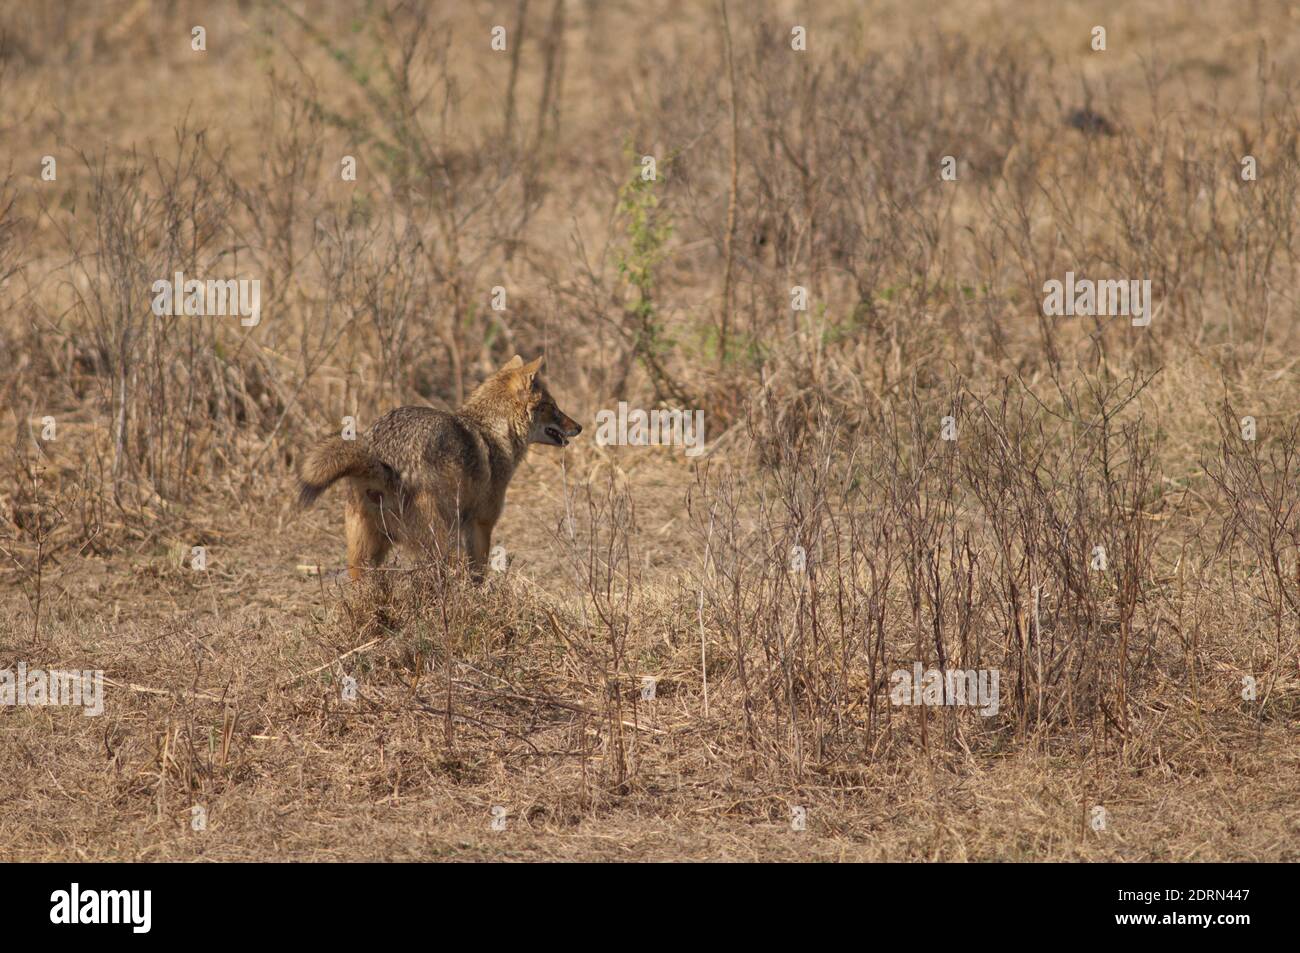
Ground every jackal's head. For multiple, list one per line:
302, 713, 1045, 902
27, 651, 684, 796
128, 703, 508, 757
501, 355, 582, 447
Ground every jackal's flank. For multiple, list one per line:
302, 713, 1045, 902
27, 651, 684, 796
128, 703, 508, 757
297, 356, 581, 579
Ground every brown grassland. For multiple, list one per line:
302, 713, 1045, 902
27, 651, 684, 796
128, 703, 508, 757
0, 0, 1297, 861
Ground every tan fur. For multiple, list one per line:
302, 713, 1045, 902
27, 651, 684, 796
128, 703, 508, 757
297, 356, 580, 581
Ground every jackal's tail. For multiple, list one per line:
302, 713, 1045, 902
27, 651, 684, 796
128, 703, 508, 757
297, 437, 397, 508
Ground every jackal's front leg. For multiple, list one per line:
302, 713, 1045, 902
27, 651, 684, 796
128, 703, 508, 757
463, 519, 493, 581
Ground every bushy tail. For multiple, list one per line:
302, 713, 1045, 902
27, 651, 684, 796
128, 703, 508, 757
297, 437, 396, 508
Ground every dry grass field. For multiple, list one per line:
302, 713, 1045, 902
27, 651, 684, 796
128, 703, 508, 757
1, 0, 1297, 861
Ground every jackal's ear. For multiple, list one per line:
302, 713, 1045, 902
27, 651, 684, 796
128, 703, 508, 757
519, 356, 544, 390
501, 355, 524, 371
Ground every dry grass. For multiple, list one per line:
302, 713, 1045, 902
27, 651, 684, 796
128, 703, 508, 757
1, 0, 1298, 861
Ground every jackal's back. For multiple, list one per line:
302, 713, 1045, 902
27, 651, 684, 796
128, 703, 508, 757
364, 406, 491, 492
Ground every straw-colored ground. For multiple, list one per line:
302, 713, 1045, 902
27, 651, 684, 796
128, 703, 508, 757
1, 1, 1297, 860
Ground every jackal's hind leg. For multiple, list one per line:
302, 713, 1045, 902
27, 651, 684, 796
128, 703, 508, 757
345, 496, 391, 581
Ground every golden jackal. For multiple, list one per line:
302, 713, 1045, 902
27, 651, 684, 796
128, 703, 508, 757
297, 356, 581, 580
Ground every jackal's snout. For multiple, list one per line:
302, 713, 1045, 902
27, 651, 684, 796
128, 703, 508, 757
537, 406, 581, 447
